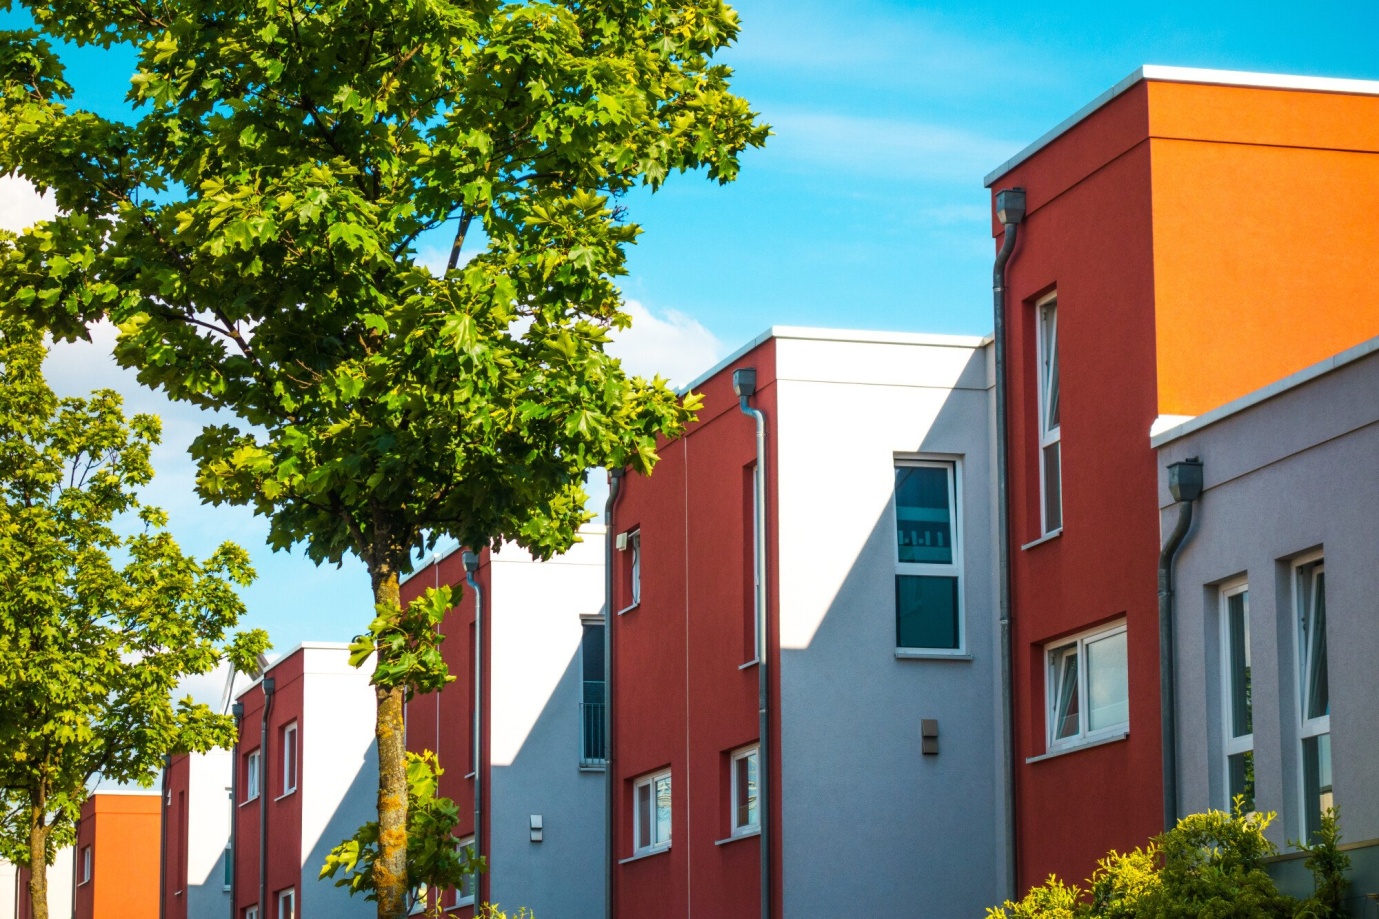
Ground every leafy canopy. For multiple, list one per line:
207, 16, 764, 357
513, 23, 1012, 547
0, 326, 268, 869
0, 0, 767, 577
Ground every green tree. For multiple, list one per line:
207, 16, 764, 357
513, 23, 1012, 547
0, 327, 268, 919
0, 2, 766, 915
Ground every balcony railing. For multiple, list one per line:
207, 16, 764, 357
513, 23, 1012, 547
580, 701, 606, 767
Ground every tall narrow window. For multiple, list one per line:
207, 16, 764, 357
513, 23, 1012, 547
1036, 295, 1062, 534
1221, 582, 1253, 811
580, 619, 606, 767
629, 530, 641, 607
1046, 621, 1128, 751
455, 837, 477, 905
633, 770, 672, 854
894, 460, 963, 653
277, 887, 295, 919
80, 845, 92, 884
245, 749, 261, 802
1296, 557, 1331, 838
730, 746, 759, 836
281, 723, 298, 795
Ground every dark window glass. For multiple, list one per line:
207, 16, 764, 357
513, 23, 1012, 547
894, 466, 953, 564
895, 575, 959, 649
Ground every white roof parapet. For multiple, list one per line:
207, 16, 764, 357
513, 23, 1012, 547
678, 325, 991, 395
1150, 334, 1379, 448
984, 65, 1379, 188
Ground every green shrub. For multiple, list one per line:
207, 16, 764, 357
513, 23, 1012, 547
1293, 808, 1350, 919
986, 875, 1087, 919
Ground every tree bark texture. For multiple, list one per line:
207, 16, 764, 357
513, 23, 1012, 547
27, 797, 49, 919
373, 569, 408, 919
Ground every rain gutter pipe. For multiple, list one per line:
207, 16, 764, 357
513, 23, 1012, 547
604, 468, 623, 919
463, 550, 485, 904
230, 701, 244, 919
258, 676, 275, 919
992, 186, 1025, 901
158, 755, 169, 919
1159, 457, 1203, 831
734, 367, 771, 919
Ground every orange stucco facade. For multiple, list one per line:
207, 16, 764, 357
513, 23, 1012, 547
73, 792, 162, 919
1147, 79, 1379, 416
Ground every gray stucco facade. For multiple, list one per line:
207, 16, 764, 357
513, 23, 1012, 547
1155, 339, 1379, 911
774, 335, 1005, 917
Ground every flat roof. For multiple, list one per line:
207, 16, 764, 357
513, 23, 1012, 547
1151, 333, 1379, 448
679, 325, 991, 395
984, 65, 1379, 188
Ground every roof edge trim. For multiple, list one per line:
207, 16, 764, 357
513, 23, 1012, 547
984, 65, 1379, 188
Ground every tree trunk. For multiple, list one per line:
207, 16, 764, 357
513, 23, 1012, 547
373, 568, 408, 919
27, 796, 49, 919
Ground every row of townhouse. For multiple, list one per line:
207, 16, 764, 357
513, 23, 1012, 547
13, 62, 1379, 919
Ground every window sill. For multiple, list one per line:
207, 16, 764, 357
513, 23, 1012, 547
738, 659, 759, 670
1026, 731, 1128, 764
579, 764, 607, 773
619, 845, 670, 864
715, 828, 760, 846
616, 603, 640, 616
1021, 528, 1063, 551
446, 898, 476, 911
895, 649, 971, 661
238, 797, 260, 808
464, 771, 476, 780
274, 789, 297, 802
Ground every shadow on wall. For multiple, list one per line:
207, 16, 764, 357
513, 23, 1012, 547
303, 742, 381, 915
490, 643, 607, 919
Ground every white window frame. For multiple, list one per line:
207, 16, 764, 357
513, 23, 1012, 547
730, 745, 760, 837
245, 749, 261, 802
245, 908, 259, 919
1219, 579, 1253, 810
1036, 292, 1062, 536
617, 529, 641, 613
1293, 552, 1331, 836
277, 887, 295, 919
1045, 620, 1129, 753
893, 457, 965, 655
455, 836, 477, 906
281, 722, 298, 796
633, 769, 672, 855
79, 845, 92, 884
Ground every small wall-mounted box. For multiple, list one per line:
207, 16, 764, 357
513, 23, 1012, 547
921, 719, 939, 755
529, 814, 543, 843
615, 533, 628, 551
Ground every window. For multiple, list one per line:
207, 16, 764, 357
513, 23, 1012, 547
1295, 557, 1331, 838
1221, 582, 1254, 811
627, 529, 642, 608
223, 841, 233, 891
580, 619, 606, 767
245, 749, 261, 802
281, 723, 298, 795
730, 746, 759, 836
276, 887, 295, 919
245, 908, 259, 919
633, 770, 671, 854
1046, 621, 1128, 751
455, 836, 477, 906
80, 845, 92, 884
408, 883, 429, 915
894, 460, 963, 652
1036, 295, 1062, 535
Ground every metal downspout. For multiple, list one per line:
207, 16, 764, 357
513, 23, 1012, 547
1158, 457, 1203, 831
258, 677, 275, 918
463, 551, 484, 906
992, 187, 1025, 901
158, 756, 170, 919
734, 368, 770, 919
230, 702, 244, 919
604, 469, 623, 919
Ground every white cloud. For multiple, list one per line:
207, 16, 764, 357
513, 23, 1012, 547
0, 175, 58, 232
766, 109, 1020, 184
607, 299, 725, 387
175, 661, 262, 712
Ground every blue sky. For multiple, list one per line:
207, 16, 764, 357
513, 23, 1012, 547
5, 0, 1378, 654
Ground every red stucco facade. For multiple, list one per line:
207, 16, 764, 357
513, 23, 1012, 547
610, 340, 780, 919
